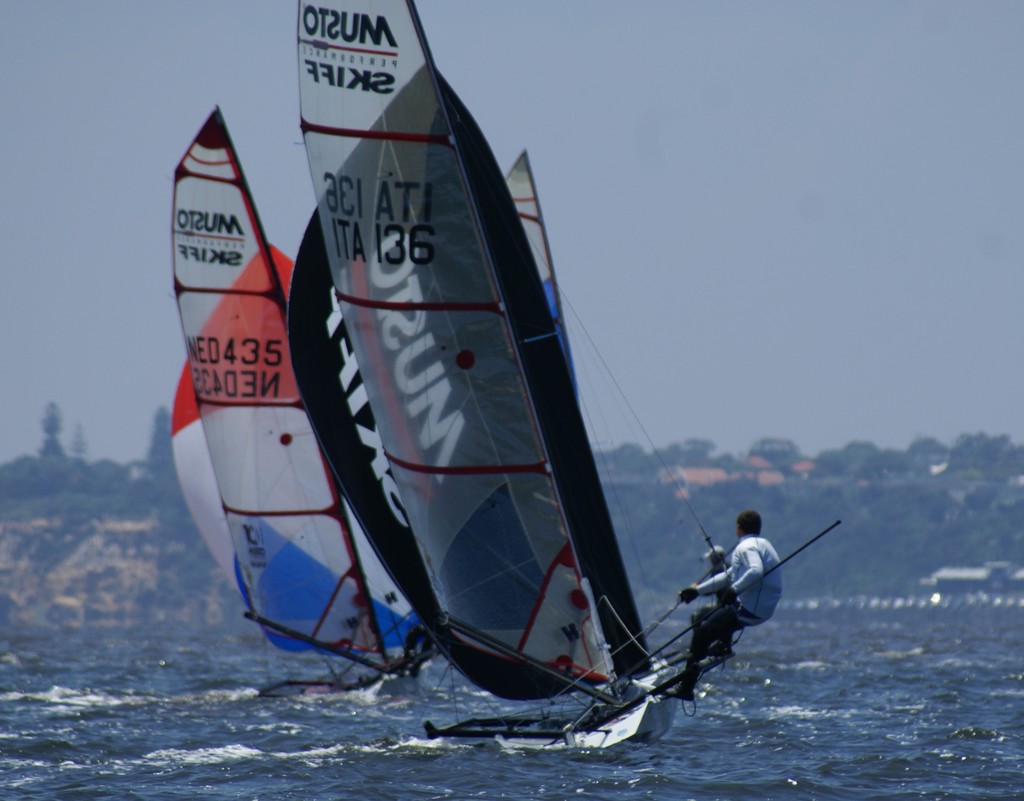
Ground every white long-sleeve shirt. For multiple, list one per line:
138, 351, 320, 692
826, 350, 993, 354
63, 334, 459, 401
695, 534, 782, 624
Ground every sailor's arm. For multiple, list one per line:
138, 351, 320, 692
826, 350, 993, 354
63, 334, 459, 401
679, 571, 729, 603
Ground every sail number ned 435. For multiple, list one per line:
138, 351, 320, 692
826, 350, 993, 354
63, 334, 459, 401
187, 335, 284, 400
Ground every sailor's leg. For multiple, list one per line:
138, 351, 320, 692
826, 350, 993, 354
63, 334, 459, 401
689, 605, 739, 663
667, 606, 741, 701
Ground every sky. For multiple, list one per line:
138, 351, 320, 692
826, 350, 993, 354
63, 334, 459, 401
2, 1, 1023, 465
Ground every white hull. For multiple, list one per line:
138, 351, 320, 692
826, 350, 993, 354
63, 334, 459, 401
489, 675, 679, 749
564, 694, 676, 749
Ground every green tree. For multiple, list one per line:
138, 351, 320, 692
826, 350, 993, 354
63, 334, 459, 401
857, 448, 912, 481
657, 438, 717, 466
749, 437, 803, 467
907, 437, 949, 475
146, 407, 174, 480
948, 433, 1024, 479
70, 423, 88, 461
594, 442, 656, 480
813, 441, 880, 478
38, 402, 65, 458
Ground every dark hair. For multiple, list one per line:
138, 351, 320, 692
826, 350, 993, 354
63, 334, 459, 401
736, 509, 762, 534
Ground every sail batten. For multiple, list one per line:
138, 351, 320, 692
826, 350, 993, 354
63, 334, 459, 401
384, 454, 549, 477
333, 289, 502, 314
300, 119, 450, 146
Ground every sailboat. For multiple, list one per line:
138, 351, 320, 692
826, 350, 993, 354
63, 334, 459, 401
505, 151, 575, 378
294, 1, 682, 746
285, 152, 571, 669
171, 108, 429, 693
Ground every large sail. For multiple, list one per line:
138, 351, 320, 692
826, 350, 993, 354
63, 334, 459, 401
172, 108, 416, 666
297, 1, 648, 699
288, 212, 438, 628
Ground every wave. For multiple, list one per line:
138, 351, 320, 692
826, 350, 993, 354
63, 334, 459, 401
0, 685, 154, 708
144, 743, 265, 766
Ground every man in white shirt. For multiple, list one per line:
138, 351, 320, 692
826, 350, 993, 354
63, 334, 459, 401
666, 509, 782, 701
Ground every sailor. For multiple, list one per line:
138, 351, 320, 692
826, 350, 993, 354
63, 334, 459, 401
666, 509, 782, 701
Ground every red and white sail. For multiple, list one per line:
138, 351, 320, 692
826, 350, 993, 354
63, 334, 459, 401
172, 108, 415, 665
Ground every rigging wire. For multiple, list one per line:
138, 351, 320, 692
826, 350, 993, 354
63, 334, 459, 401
557, 286, 718, 637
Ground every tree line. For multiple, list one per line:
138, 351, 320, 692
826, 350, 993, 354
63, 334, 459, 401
603, 433, 1024, 483
599, 434, 1024, 606
4, 403, 1023, 607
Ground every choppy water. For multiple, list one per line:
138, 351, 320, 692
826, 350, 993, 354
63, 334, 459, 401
3, 601, 1023, 800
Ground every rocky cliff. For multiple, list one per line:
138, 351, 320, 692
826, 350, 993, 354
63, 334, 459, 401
0, 515, 240, 630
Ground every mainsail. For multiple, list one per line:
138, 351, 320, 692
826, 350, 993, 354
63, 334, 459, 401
296, 1, 649, 701
286, 156, 575, 643
172, 108, 419, 671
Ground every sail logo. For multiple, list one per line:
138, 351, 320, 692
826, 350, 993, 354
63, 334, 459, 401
304, 62, 395, 94
176, 209, 244, 237
177, 244, 243, 267
325, 289, 410, 529
301, 7, 398, 49
321, 170, 463, 476
242, 522, 267, 568
369, 257, 466, 473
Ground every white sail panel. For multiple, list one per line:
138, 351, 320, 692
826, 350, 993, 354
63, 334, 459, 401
173, 176, 264, 292
182, 141, 237, 181
298, 2, 430, 135
505, 151, 575, 380
171, 367, 236, 585
199, 406, 333, 513
506, 153, 553, 289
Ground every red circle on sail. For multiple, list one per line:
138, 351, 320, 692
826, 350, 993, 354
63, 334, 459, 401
352, 593, 368, 608
456, 349, 475, 370
570, 589, 588, 609
280, 433, 293, 446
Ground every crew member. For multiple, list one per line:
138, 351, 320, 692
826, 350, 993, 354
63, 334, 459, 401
667, 509, 782, 701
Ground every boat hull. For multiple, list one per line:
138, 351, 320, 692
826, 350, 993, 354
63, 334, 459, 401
426, 675, 678, 750
559, 694, 676, 749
